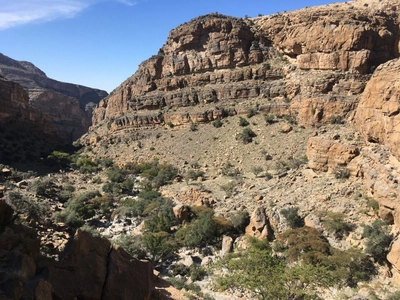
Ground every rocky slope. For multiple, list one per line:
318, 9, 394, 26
80, 0, 400, 286
0, 53, 108, 143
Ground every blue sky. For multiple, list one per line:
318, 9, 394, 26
0, 0, 346, 93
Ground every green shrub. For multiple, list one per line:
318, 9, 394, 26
184, 169, 205, 183
171, 263, 190, 277
212, 119, 223, 128
183, 211, 217, 247
5, 191, 49, 224
221, 162, 240, 177
386, 291, 400, 300
236, 128, 257, 144
323, 212, 352, 238
65, 190, 102, 219
265, 114, 275, 124
239, 117, 249, 127
280, 207, 304, 229
113, 234, 146, 259
247, 108, 257, 118
329, 115, 344, 124
106, 167, 126, 183
189, 264, 206, 281
47, 151, 72, 168
75, 157, 99, 173
251, 166, 263, 177
230, 211, 250, 233
142, 231, 176, 264
220, 181, 237, 197
53, 208, 84, 229
362, 219, 392, 263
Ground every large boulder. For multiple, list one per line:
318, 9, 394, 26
245, 207, 274, 241
46, 229, 154, 300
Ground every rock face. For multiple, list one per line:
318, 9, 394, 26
355, 58, 400, 161
0, 76, 64, 163
46, 230, 154, 300
0, 204, 155, 300
86, 0, 399, 150
0, 53, 108, 143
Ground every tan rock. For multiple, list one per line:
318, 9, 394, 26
355, 58, 400, 161
245, 207, 274, 241
307, 136, 359, 172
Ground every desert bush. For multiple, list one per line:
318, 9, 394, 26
386, 291, 400, 300
362, 219, 392, 263
213, 215, 234, 236
33, 178, 58, 198
189, 264, 206, 281
280, 207, 304, 229
65, 190, 103, 219
236, 128, 257, 144
53, 208, 84, 229
329, 115, 344, 124
75, 157, 99, 173
5, 191, 49, 224
99, 158, 114, 168
113, 234, 147, 259
106, 167, 126, 183
213, 236, 328, 300
142, 231, 177, 264
212, 119, 223, 128
238, 117, 249, 127
333, 165, 350, 179
247, 108, 257, 118
230, 211, 250, 233
219, 181, 237, 197
79, 224, 101, 237
251, 166, 264, 177
102, 182, 121, 195
264, 114, 276, 124
182, 211, 217, 247
184, 169, 205, 183
323, 212, 352, 238
221, 162, 240, 177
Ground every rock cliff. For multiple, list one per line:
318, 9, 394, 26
0, 53, 108, 143
87, 0, 399, 142
0, 200, 155, 300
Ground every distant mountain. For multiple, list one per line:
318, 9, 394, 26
0, 53, 108, 143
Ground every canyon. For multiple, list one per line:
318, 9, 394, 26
2, 0, 400, 299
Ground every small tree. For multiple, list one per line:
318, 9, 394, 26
362, 220, 392, 263
280, 207, 304, 229
236, 128, 257, 144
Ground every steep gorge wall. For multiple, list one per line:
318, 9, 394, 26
89, 1, 399, 138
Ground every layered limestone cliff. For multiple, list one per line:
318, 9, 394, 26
88, 0, 399, 140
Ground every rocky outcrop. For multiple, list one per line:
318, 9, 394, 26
355, 58, 400, 161
0, 203, 155, 300
0, 53, 108, 143
85, 1, 399, 149
245, 207, 274, 240
46, 230, 154, 300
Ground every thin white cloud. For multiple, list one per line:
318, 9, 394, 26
116, 0, 138, 6
0, 0, 139, 30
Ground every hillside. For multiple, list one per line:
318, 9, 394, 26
0, 53, 108, 143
